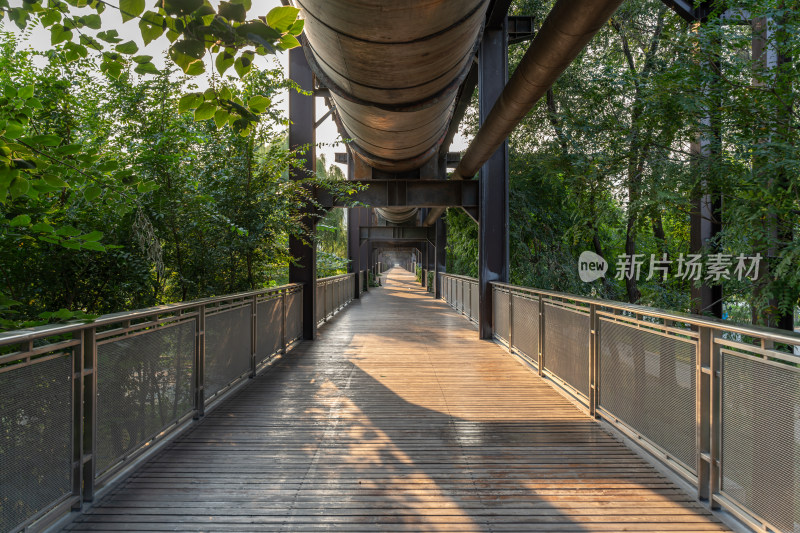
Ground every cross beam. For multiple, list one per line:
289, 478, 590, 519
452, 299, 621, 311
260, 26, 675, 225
359, 226, 434, 245
318, 180, 478, 210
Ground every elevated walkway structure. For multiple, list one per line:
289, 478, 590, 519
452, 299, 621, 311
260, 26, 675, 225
60, 269, 728, 532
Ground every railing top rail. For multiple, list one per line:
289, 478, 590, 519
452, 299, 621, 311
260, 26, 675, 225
0, 282, 304, 346
317, 273, 355, 283
491, 281, 800, 346
440, 273, 479, 283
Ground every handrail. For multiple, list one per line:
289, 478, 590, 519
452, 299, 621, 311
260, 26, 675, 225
491, 281, 800, 347
0, 282, 304, 346
316, 273, 353, 282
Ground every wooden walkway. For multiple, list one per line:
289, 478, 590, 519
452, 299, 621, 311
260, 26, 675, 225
66, 268, 730, 532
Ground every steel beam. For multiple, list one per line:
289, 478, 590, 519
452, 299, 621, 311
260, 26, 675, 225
318, 180, 479, 209
661, 0, 717, 22
359, 226, 434, 244
288, 45, 317, 340
478, 19, 510, 339
508, 16, 537, 44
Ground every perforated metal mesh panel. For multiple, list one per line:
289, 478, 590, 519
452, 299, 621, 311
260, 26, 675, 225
0, 355, 72, 532
257, 298, 282, 364
543, 303, 590, 397
511, 293, 538, 366
493, 288, 510, 342
464, 282, 472, 317
456, 279, 462, 311
721, 354, 800, 532
205, 306, 251, 399
470, 283, 479, 322
316, 283, 324, 323
97, 321, 195, 474
598, 319, 696, 472
287, 290, 303, 341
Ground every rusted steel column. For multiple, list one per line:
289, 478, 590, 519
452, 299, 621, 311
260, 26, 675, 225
478, 19, 510, 339
288, 45, 317, 340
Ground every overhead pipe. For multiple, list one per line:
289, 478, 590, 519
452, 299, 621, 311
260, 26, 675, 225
423, 0, 624, 226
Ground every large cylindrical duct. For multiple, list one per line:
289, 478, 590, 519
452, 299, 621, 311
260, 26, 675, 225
293, 0, 490, 225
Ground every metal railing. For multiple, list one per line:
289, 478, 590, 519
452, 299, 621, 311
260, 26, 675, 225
315, 273, 358, 325
441, 273, 479, 323
0, 271, 360, 533
439, 273, 800, 533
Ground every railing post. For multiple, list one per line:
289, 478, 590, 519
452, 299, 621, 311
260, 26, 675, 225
81, 326, 97, 503
589, 303, 599, 418
250, 295, 257, 378
194, 305, 206, 419
71, 331, 84, 509
508, 287, 514, 348
281, 289, 287, 353
697, 325, 721, 509
538, 294, 544, 376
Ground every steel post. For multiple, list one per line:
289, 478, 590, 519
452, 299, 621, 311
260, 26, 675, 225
288, 45, 317, 340
434, 216, 446, 299
348, 207, 360, 299
478, 19, 510, 339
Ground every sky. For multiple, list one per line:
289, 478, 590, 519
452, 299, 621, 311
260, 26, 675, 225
2, 0, 468, 175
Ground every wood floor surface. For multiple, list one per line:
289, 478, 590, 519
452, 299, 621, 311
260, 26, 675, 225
65, 268, 729, 532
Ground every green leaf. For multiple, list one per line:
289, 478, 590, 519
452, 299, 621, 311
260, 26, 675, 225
234, 52, 253, 77
247, 95, 270, 114
9, 176, 29, 199
134, 61, 159, 75
25, 134, 61, 147
50, 24, 73, 45
17, 85, 34, 99
215, 49, 235, 75
83, 185, 102, 201
43, 173, 69, 187
83, 13, 101, 29
214, 109, 229, 129
81, 230, 103, 241
31, 222, 55, 233
119, 0, 145, 22
178, 92, 204, 113
278, 33, 300, 50
55, 225, 81, 237
194, 102, 216, 121
61, 240, 82, 250
266, 6, 299, 32
139, 11, 165, 46
236, 21, 280, 52
97, 29, 121, 43
218, 1, 246, 22
3, 121, 24, 140
115, 40, 139, 54
132, 54, 153, 64
9, 214, 31, 227
81, 241, 106, 252
136, 181, 159, 193
288, 19, 304, 36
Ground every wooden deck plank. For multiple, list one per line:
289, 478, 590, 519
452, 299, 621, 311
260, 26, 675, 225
65, 268, 729, 532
